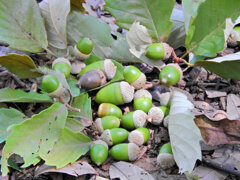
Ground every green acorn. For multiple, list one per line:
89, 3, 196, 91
79, 59, 117, 80
100, 128, 129, 146
95, 81, 134, 105
121, 110, 147, 130
157, 142, 175, 169
123, 65, 146, 89
52, 57, 71, 78
145, 43, 172, 60
148, 106, 170, 125
159, 63, 182, 87
110, 143, 140, 161
90, 140, 108, 166
98, 103, 123, 119
95, 116, 120, 134
41, 75, 63, 97
74, 37, 94, 60
128, 128, 150, 146
133, 90, 152, 113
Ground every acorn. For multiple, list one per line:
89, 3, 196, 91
121, 110, 147, 130
41, 75, 63, 97
148, 106, 170, 125
227, 27, 240, 47
157, 142, 175, 169
98, 103, 123, 119
95, 116, 120, 134
152, 86, 172, 107
128, 128, 150, 146
78, 69, 107, 89
90, 140, 108, 166
70, 60, 86, 74
133, 90, 152, 113
159, 63, 183, 87
110, 143, 140, 161
145, 43, 172, 60
79, 59, 117, 80
95, 81, 134, 105
52, 57, 71, 78
123, 65, 146, 89
74, 37, 93, 60
100, 128, 129, 146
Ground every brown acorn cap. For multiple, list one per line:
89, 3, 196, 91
165, 63, 183, 80
133, 110, 147, 128
162, 43, 172, 60
104, 59, 117, 80
47, 83, 63, 98
100, 129, 113, 146
120, 81, 135, 104
71, 60, 86, 74
128, 143, 140, 161
157, 153, 175, 169
148, 107, 164, 125
128, 130, 144, 146
91, 140, 108, 150
74, 45, 91, 60
52, 57, 71, 68
131, 73, 146, 90
134, 89, 152, 100
95, 118, 104, 134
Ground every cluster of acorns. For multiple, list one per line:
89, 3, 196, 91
40, 37, 182, 169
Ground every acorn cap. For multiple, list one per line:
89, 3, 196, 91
133, 110, 147, 128
53, 88, 70, 103
131, 72, 146, 90
128, 143, 140, 161
128, 128, 150, 146
100, 129, 113, 146
95, 118, 105, 134
134, 89, 152, 100
74, 45, 91, 60
52, 57, 71, 68
70, 61, 86, 74
163, 115, 169, 128
159, 92, 172, 107
148, 107, 164, 125
47, 83, 63, 98
91, 140, 108, 149
104, 59, 117, 80
162, 43, 172, 60
157, 153, 175, 169
120, 81, 134, 104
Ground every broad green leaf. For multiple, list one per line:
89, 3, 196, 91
0, 108, 25, 143
105, 0, 175, 41
195, 52, 240, 80
185, 0, 240, 57
126, 21, 163, 67
67, 11, 140, 63
65, 118, 84, 132
169, 91, 202, 173
39, 0, 70, 49
1, 103, 68, 175
67, 79, 80, 97
42, 128, 91, 168
0, 54, 41, 79
68, 93, 92, 123
0, 88, 52, 103
0, 0, 48, 53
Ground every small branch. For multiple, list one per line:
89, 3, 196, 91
171, 49, 194, 67
59, 95, 80, 112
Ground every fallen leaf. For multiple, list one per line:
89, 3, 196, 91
195, 116, 240, 146
109, 161, 154, 180
191, 166, 227, 180
206, 90, 227, 98
133, 158, 159, 172
227, 94, 240, 120
35, 161, 96, 177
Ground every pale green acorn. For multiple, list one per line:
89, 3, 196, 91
95, 116, 120, 134
148, 106, 170, 125
90, 140, 108, 166
52, 57, 71, 78
98, 103, 123, 119
157, 142, 175, 169
128, 128, 150, 146
74, 37, 94, 60
133, 89, 153, 113
100, 128, 129, 146
121, 110, 147, 130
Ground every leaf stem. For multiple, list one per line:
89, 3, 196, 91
45, 48, 57, 58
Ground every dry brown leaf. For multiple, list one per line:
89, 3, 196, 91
227, 94, 240, 120
193, 101, 228, 121
206, 90, 227, 98
133, 158, 159, 172
195, 116, 240, 146
191, 166, 227, 180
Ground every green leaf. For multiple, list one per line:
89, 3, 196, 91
0, 54, 41, 79
185, 0, 240, 57
1, 103, 68, 175
67, 79, 80, 97
0, 88, 52, 103
42, 128, 91, 169
0, 0, 48, 53
105, 0, 175, 41
0, 108, 25, 143
65, 118, 84, 132
195, 52, 240, 80
39, 0, 70, 49
68, 93, 92, 123
169, 91, 202, 173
